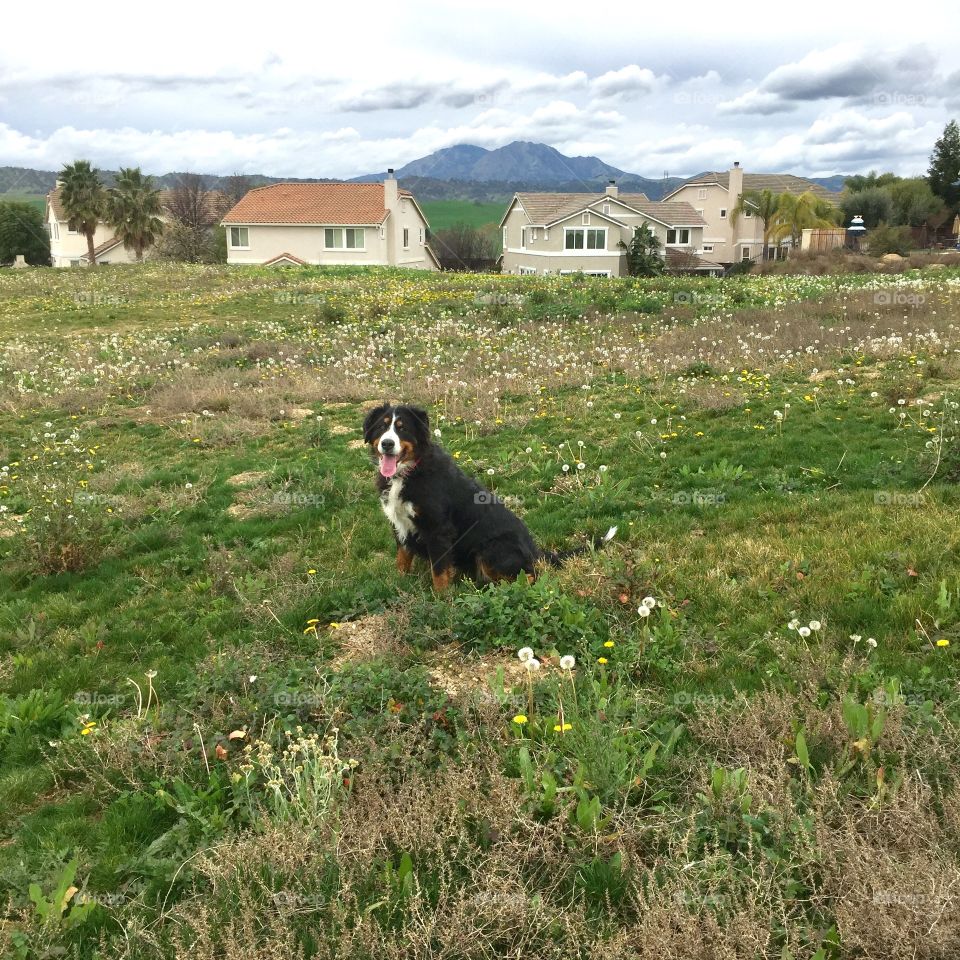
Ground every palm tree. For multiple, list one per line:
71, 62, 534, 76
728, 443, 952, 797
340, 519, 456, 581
59, 160, 105, 266
770, 190, 837, 251
730, 189, 780, 261
105, 167, 164, 261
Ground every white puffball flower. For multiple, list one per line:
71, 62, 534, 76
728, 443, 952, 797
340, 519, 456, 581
642, 597, 657, 609
487, 468, 495, 475
866, 637, 877, 648
560, 655, 576, 670
517, 647, 534, 662
524, 658, 541, 672
637, 605, 651, 618
434, 428, 442, 437
809, 620, 821, 631
798, 626, 811, 638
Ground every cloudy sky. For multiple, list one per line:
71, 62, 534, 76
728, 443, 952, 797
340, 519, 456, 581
1, 0, 958, 181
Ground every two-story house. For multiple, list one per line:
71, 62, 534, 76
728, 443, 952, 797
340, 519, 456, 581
662, 163, 836, 264
46, 185, 228, 267
499, 183, 719, 277
220, 173, 439, 269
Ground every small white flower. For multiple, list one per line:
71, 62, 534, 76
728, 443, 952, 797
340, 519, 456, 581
248, 675, 258, 683
651, 418, 658, 425
185, 482, 193, 490
809, 620, 821, 631
525, 447, 532, 454
576, 462, 585, 470
562, 464, 570, 472
798, 626, 811, 638
487, 468, 495, 475
524, 657, 541, 672
866, 637, 877, 648
850, 634, 862, 643
788, 618, 800, 630
434, 429, 442, 437
637, 605, 650, 618
517, 647, 534, 662
642, 597, 657, 609
599, 465, 608, 472
560, 655, 576, 670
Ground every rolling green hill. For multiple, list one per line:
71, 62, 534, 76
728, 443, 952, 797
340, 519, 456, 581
421, 200, 504, 231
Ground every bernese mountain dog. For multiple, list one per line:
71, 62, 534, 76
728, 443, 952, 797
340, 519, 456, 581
362, 403, 616, 590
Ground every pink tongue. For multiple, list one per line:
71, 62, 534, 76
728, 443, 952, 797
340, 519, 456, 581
379, 454, 398, 478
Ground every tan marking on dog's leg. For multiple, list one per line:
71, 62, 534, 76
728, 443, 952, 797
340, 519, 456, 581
432, 567, 454, 592
397, 545, 415, 574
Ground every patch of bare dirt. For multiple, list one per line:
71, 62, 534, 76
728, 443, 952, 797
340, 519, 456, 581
328, 615, 410, 669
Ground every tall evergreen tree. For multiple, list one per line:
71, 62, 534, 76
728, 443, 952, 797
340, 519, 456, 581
59, 160, 105, 266
105, 167, 164, 261
928, 119, 960, 211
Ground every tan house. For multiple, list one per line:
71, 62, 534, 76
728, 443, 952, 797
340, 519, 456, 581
220, 173, 439, 270
662, 163, 836, 264
45, 185, 228, 267
500, 183, 719, 277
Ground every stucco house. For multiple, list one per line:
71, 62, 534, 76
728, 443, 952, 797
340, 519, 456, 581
499, 183, 720, 277
220, 173, 439, 270
662, 163, 836, 264
45, 185, 228, 267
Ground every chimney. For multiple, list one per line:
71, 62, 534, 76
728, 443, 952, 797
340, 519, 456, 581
384, 168, 398, 208
729, 161, 743, 204
605, 178, 618, 198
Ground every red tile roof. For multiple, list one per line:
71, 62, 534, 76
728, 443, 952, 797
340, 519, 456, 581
221, 182, 414, 225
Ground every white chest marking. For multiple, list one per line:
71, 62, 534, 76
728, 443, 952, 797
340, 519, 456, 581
380, 477, 417, 543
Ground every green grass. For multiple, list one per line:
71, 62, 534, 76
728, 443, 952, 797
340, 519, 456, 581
1, 193, 46, 214
422, 199, 503, 231
1, 263, 959, 958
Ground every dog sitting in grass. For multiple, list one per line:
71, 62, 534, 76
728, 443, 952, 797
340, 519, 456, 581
363, 403, 616, 590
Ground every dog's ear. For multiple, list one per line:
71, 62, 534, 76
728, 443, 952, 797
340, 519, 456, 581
362, 403, 390, 443
406, 406, 431, 446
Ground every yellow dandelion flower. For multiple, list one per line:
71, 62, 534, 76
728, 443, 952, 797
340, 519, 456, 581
937, 638, 950, 648
597, 657, 608, 665
513, 714, 528, 725
553, 723, 572, 732
603, 641, 615, 648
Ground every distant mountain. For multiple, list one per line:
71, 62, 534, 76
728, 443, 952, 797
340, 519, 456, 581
0, 142, 849, 205
808, 175, 849, 193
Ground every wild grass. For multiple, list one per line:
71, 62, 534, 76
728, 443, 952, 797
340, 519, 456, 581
0, 263, 959, 959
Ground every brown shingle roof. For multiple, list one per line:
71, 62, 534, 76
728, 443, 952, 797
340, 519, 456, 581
672, 172, 836, 203
221, 182, 414, 225
513, 192, 706, 228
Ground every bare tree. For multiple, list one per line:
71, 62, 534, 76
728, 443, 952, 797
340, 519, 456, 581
432, 222, 499, 269
224, 173, 253, 206
167, 173, 221, 230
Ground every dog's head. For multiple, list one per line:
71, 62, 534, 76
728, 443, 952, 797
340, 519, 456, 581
362, 403, 431, 479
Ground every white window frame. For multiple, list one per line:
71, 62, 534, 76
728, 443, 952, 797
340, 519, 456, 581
695, 208, 704, 217
666, 228, 690, 245
559, 269, 611, 277
719, 208, 727, 219
697, 188, 707, 200
518, 265, 537, 275
502, 227, 508, 248
419, 227, 424, 245
51, 221, 60, 240
581, 212, 591, 225
744, 209, 752, 218
324, 227, 365, 250
565, 227, 606, 251
229, 226, 250, 249
703, 243, 714, 253
67, 224, 79, 235
402, 227, 409, 249
602, 203, 610, 215
741, 246, 751, 261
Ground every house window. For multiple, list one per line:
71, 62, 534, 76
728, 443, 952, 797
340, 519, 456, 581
703, 244, 714, 253
67, 224, 78, 235
666, 228, 690, 245
565, 228, 605, 250
402, 227, 409, 248
697, 188, 707, 200
69, 259, 81, 267
503, 227, 508, 248
518, 266, 537, 275
419, 228, 424, 244
324, 227, 365, 249
744, 209, 752, 218
51, 221, 60, 239
741, 247, 751, 261
602, 204, 610, 215
581, 212, 591, 225
229, 226, 249, 248
719, 208, 727, 219
695, 209, 704, 217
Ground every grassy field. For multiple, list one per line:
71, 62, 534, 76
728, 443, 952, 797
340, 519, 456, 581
422, 199, 504, 231
0, 193, 46, 214
1, 263, 959, 959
